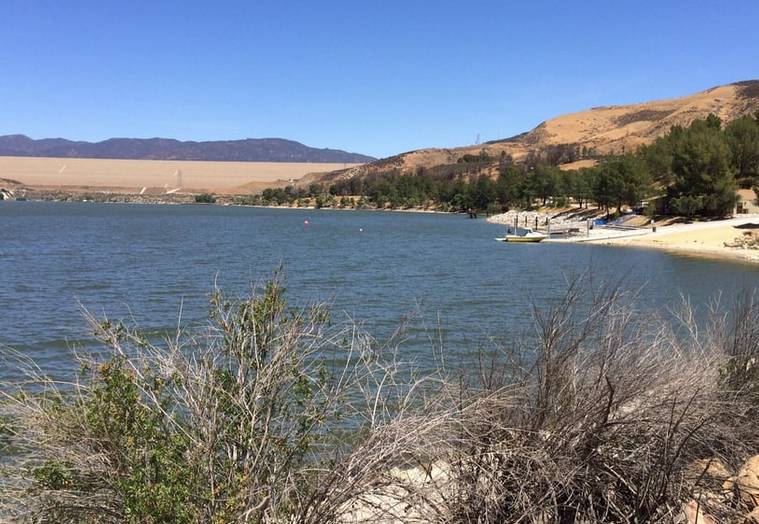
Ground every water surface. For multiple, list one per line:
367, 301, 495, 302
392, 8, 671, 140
1, 202, 758, 380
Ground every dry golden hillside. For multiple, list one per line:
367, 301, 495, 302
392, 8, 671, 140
304, 80, 759, 186
519, 81, 759, 154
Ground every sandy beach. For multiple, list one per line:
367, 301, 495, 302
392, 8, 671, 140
598, 217, 759, 263
487, 207, 759, 264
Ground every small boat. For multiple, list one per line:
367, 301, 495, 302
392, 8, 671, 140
496, 227, 546, 243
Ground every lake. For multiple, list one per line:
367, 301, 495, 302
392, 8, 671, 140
1, 201, 758, 381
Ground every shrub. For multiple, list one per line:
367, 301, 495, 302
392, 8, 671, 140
0, 273, 422, 523
340, 284, 759, 523
716, 291, 759, 407
2, 276, 759, 523
552, 195, 569, 208
194, 193, 216, 204
671, 195, 703, 218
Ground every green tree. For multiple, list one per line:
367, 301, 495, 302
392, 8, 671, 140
194, 193, 216, 204
569, 169, 593, 208
591, 165, 622, 214
670, 123, 737, 216
467, 175, 496, 209
640, 132, 677, 187
670, 195, 703, 219
527, 164, 560, 206
451, 193, 469, 211
592, 155, 650, 214
725, 116, 759, 186
615, 155, 651, 210
496, 164, 527, 207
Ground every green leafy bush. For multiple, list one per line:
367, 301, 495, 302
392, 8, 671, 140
0, 274, 416, 523
194, 193, 216, 204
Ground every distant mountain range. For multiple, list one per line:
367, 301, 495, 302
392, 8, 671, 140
0, 135, 376, 163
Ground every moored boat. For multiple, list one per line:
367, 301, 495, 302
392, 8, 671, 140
496, 227, 546, 243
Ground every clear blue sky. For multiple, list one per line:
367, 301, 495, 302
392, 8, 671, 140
1, 0, 758, 158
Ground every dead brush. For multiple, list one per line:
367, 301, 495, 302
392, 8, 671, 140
1, 275, 758, 523
420, 282, 759, 523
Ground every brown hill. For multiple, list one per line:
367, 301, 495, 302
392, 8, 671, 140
301, 80, 759, 186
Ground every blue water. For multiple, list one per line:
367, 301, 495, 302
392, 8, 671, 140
1, 201, 758, 380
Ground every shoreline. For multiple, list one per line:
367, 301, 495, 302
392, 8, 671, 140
591, 217, 759, 264
7, 195, 759, 264
244, 204, 452, 214
1, 191, 455, 215
604, 240, 759, 264
487, 210, 759, 264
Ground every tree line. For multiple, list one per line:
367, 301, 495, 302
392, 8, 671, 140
639, 113, 759, 216
247, 113, 759, 217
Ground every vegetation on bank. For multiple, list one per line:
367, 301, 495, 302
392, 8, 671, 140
641, 113, 759, 216
243, 113, 759, 217
194, 193, 216, 204
1, 275, 413, 522
1, 273, 759, 522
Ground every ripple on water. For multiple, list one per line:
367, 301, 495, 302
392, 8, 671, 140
1, 202, 758, 382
